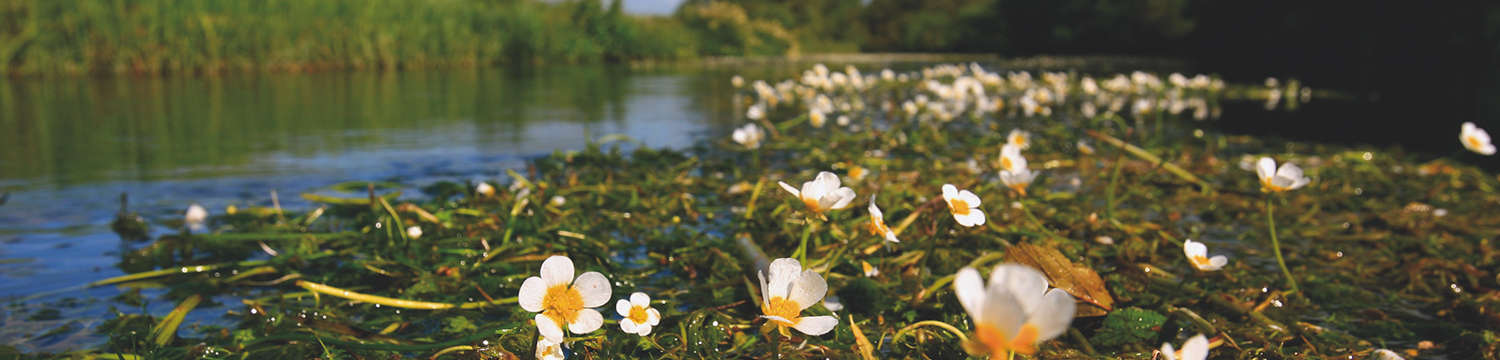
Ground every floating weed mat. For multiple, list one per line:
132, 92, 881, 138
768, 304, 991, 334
40, 64, 1500, 360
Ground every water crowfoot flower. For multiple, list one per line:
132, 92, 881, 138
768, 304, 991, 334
1161, 334, 1209, 360
867, 196, 899, 243
616, 292, 661, 336
536, 338, 565, 360
1000, 168, 1038, 197
778, 171, 856, 215
1183, 239, 1228, 271
406, 226, 423, 240
1371, 349, 1406, 360
475, 182, 495, 197
942, 184, 986, 227
184, 204, 208, 231
1256, 157, 1311, 193
732, 123, 765, 149
1007, 129, 1032, 150
757, 258, 838, 337
1460, 122, 1495, 155
519, 256, 613, 344
952, 264, 1076, 356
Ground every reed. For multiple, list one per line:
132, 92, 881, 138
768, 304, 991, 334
0, 0, 698, 76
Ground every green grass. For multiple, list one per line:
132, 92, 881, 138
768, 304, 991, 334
0, 0, 700, 76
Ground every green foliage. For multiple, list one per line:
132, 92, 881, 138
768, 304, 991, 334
1090, 307, 1166, 348
675, 1, 798, 56
0, 0, 697, 76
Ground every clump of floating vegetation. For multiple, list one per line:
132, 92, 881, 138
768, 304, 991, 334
21, 63, 1500, 359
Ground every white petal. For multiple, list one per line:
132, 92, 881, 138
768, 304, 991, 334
957, 190, 982, 208
620, 318, 639, 334
630, 292, 651, 307
757, 270, 771, 308
732, 129, 748, 143
765, 258, 803, 299
789, 270, 828, 311
953, 267, 986, 317
519, 277, 549, 313
568, 308, 604, 334
814, 171, 842, 192
1256, 157, 1276, 182
1276, 163, 1305, 183
990, 264, 1049, 313
1483, 144, 1497, 155
1183, 239, 1207, 258
1209, 256, 1228, 270
573, 272, 613, 308
647, 308, 661, 326
868, 197, 883, 218
791, 315, 839, 336
942, 184, 959, 201
977, 286, 1026, 341
1161, 342, 1177, 360
778, 181, 800, 197
541, 256, 575, 288
825, 187, 857, 210
1181, 334, 1209, 360
536, 313, 565, 344
954, 209, 986, 227
634, 322, 654, 336
617, 299, 633, 317
762, 315, 794, 325
1028, 289, 1077, 341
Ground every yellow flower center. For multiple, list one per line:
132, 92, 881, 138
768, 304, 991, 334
869, 215, 890, 236
1000, 157, 1014, 170
967, 323, 1041, 357
762, 296, 803, 327
542, 284, 584, 326
849, 167, 866, 179
802, 196, 824, 213
1466, 135, 1484, 150
1190, 255, 1213, 268
949, 199, 971, 216
628, 305, 650, 324
1010, 184, 1029, 197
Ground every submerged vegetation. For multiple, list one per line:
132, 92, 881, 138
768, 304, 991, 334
12, 63, 1500, 359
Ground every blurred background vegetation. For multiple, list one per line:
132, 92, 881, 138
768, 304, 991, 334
3, 0, 1500, 154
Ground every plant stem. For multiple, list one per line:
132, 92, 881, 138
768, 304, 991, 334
795, 220, 814, 264
1266, 197, 1299, 295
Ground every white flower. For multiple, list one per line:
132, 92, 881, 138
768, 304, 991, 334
616, 292, 661, 336
822, 295, 844, 312
862, 261, 880, 277
758, 258, 839, 336
1076, 140, 1095, 155
519, 256, 613, 344
1183, 239, 1228, 271
1007, 129, 1031, 150
476, 182, 495, 196
1256, 157, 1311, 193
836, 115, 851, 127
550, 196, 567, 207
942, 184, 986, 227
406, 226, 423, 239
1000, 144, 1027, 172
809, 109, 827, 128
746, 104, 765, 120
778, 171, 857, 214
1000, 169, 1038, 197
902, 101, 918, 115
1461, 122, 1495, 155
184, 204, 208, 231
731, 75, 745, 88
536, 338, 565, 360
1370, 349, 1406, 360
732, 123, 765, 149
953, 263, 1076, 356
1161, 334, 1209, 360
867, 196, 899, 243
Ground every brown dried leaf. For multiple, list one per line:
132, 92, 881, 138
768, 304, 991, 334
1003, 243, 1114, 314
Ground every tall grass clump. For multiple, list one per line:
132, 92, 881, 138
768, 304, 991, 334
0, 0, 699, 76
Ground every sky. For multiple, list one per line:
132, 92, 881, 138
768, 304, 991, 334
620, 0, 686, 15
